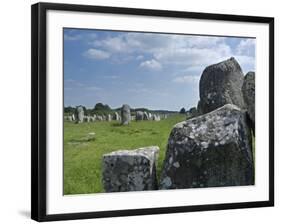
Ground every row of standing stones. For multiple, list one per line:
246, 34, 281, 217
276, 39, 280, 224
101, 57, 255, 192
65, 106, 163, 123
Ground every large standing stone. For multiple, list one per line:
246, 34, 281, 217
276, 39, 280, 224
102, 146, 159, 192
199, 57, 245, 114
75, 106, 84, 123
160, 104, 254, 190
242, 71, 255, 130
136, 111, 144, 121
121, 104, 131, 125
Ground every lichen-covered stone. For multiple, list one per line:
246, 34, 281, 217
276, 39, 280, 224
121, 104, 131, 125
160, 104, 254, 189
242, 71, 255, 130
199, 57, 245, 114
102, 146, 159, 192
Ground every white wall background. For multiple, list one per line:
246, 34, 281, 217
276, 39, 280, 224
0, 0, 279, 223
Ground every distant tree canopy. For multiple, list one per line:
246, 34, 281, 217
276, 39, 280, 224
94, 103, 111, 111
179, 107, 186, 114
64, 103, 178, 116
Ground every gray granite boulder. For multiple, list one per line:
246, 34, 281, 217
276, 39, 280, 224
199, 57, 245, 114
242, 71, 255, 130
121, 104, 131, 125
75, 106, 84, 123
160, 104, 254, 190
136, 111, 144, 121
102, 146, 159, 192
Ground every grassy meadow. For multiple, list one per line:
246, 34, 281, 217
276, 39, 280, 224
64, 114, 186, 195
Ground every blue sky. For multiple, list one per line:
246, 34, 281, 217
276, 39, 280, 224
64, 28, 255, 111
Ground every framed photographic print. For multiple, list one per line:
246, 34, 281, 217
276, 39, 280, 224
31, 2, 274, 222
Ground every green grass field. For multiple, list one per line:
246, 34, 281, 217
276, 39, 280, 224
64, 114, 186, 195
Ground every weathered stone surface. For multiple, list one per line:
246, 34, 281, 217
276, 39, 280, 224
160, 104, 254, 190
199, 57, 245, 114
136, 111, 144, 121
121, 104, 131, 125
75, 106, 84, 123
102, 146, 159, 192
242, 71, 255, 129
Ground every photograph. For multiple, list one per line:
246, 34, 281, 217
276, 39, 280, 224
63, 28, 256, 195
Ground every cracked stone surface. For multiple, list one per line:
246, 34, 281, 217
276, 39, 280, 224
159, 104, 254, 190
102, 146, 159, 192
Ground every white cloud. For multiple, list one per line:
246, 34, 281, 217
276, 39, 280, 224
85, 32, 255, 73
139, 59, 162, 71
173, 75, 200, 84
83, 48, 110, 60
236, 39, 256, 56
64, 34, 82, 41
136, 55, 144, 60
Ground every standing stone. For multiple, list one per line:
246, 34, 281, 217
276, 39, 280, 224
114, 112, 120, 121
72, 114, 75, 121
107, 114, 112, 122
199, 57, 245, 114
102, 146, 159, 192
136, 111, 144, 121
160, 104, 254, 190
152, 114, 160, 121
102, 115, 106, 121
242, 71, 255, 130
143, 112, 149, 120
121, 104, 131, 125
148, 113, 152, 120
75, 106, 84, 123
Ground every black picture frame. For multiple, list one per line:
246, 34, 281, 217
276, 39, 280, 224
31, 2, 274, 222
